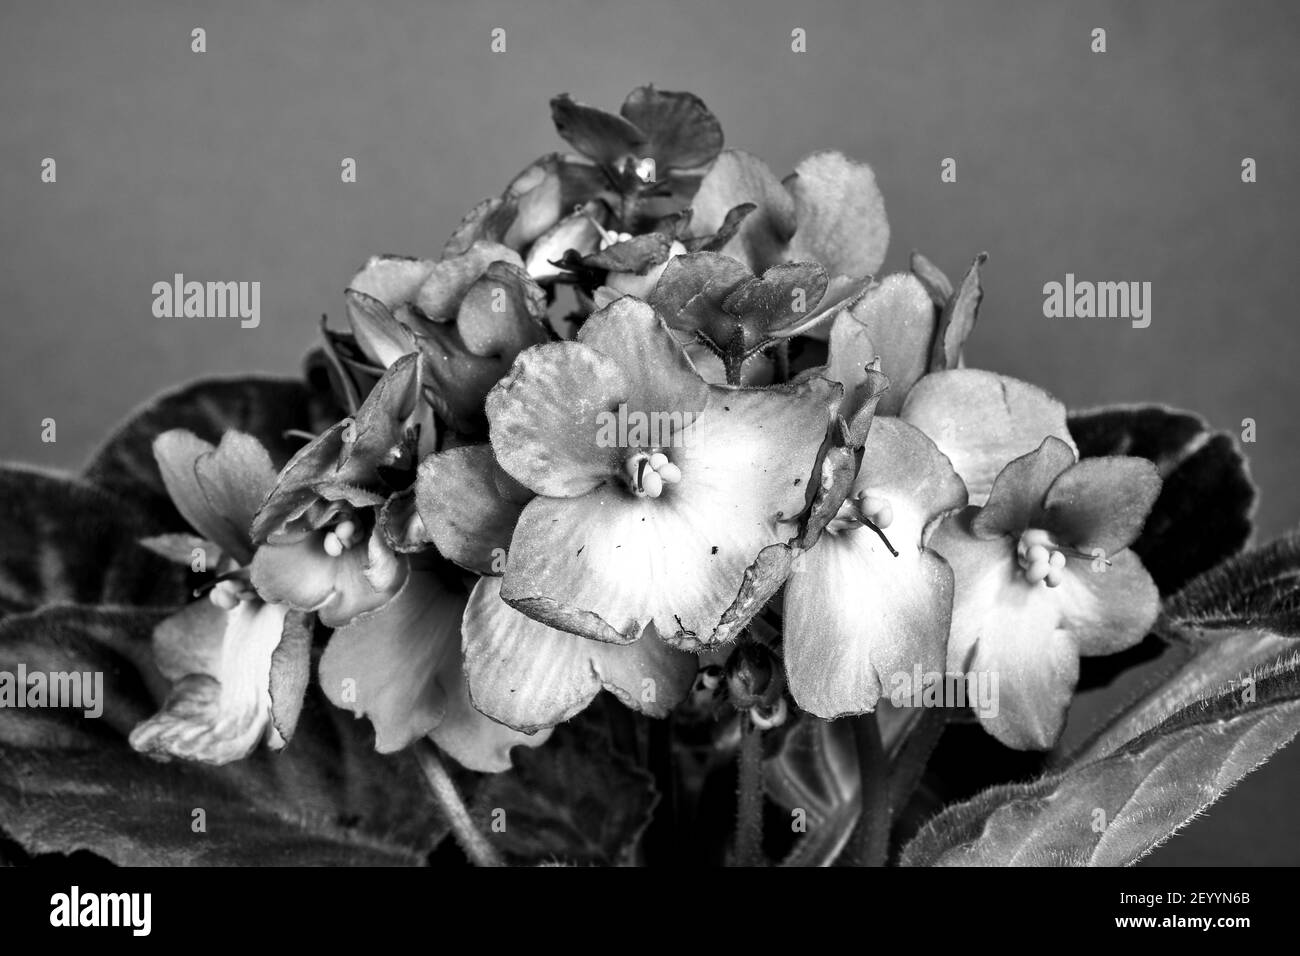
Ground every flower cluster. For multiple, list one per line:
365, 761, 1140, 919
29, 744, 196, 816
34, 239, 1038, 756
130, 86, 1162, 776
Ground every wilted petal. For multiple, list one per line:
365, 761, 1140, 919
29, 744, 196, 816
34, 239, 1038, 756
463, 575, 695, 732
900, 369, 1076, 505
551, 93, 643, 168
130, 599, 288, 764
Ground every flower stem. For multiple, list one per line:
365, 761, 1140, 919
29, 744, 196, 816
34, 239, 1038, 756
415, 740, 505, 867
844, 712, 891, 866
734, 713, 766, 866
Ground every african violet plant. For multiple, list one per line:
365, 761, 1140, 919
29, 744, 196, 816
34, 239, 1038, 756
1, 86, 1296, 868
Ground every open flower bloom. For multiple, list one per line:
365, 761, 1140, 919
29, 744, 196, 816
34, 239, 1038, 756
249, 355, 436, 625
484, 295, 838, 648
130, 430, 306, 765
318, 560, 550, 771
783, 417, 967, 718
687, 149, 889, 325
899, 368, 1078, 505
345, 242, 549, 429
448, 86, 724, 280
930, 435, 1162, 749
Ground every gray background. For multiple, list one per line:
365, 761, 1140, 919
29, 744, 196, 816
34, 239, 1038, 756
2, 0, 1297, 863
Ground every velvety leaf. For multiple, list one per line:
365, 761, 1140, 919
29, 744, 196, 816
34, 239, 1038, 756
84, 377, 334, 535
900, 656, 1300, 866
0, 604, 451, 865
1067, 404, 1255, 593
0, 467, 187, 617
469, 714, 656, 865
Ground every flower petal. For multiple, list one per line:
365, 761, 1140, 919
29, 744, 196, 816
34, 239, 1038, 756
970, 436, 1076, 539
414, 444, 526, 573
417, 241, 523, 320
318, 568, 460, 753
900, 369, 1076, 506
785, 151, 889, 280
1054, 549, 1159, 656
1041, 456, 1162, 555
578, 295, 710, 415
463, 575, 695, 732
784, 530, 953, 719
826, 274, 936, 415
551, 93, 643, 168
429, 652, 553, 773
153, 429, 276, 564
250, 531, 400, 628
486, 341, 629, 497
129, 599, 287, 765
689, 149, 795, 271
930, 507, 1076, 750
619, 86, 723, 171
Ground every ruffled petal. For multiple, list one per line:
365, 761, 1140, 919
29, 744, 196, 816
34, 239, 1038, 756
785, 150, 889, 280
1054, 549, 1159, 655
1041, 456, 1162, 555
463, 576, 695, 732
486, 341, 630, 497
415, 444, 526, 573
318, 568, 460, 753
129, 599, 287, 764
900, 369, 1076, 506
970, 436, 1076, 539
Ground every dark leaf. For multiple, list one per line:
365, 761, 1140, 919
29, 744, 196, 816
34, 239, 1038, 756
469, 712, 656, 865
0, 467, 187, 617
84, 377, 335, 535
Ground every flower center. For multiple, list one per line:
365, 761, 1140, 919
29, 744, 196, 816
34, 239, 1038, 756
1016, 528, 1067, 588
322, 518, 360, 557
207, 577, 256, 610
826, 491, 895, 548
583, 210, 633, 252
623, 451, 682, 499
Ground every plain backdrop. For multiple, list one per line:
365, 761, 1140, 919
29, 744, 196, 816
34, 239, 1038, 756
2, 0, 1298, 864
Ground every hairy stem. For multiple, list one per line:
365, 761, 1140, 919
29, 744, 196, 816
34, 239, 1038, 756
735, 713, 766, 866
845, 712, 891, 866
415, 740, 504, 867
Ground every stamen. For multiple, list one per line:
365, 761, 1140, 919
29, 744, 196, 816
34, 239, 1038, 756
1017, 529, 1068, 588
323, 531, 344, 557
623, 450, 682, 499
